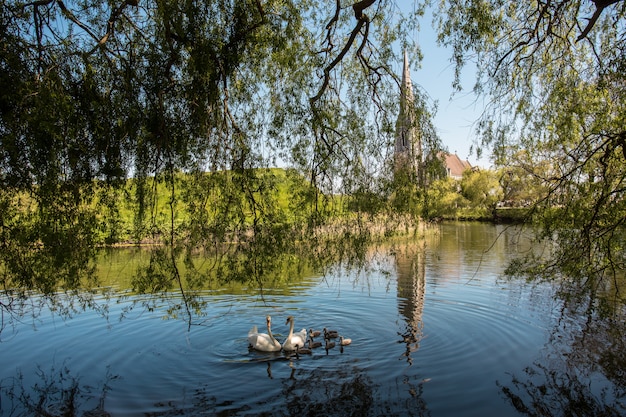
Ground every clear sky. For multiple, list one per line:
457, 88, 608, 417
397, 8, 491, 169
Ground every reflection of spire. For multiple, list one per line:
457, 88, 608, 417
395, 50, 421, 179
395, 240, 426, 365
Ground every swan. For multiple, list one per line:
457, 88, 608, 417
282, 316, 308, 351
325, 339, 336, 350
340, 336, 352, 346
308, 339, 323, 349
296, 344, 312, 354
294, 344, 312, 359
323, 328, 339, 339
247, 315, 281, 352
309, 328, 321, 339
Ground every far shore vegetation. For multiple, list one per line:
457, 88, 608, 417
15, 165, 532, 250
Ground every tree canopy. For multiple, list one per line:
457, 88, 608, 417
436, 0, 626, 303
1, 0, 625, 319
0, 0, 432, 322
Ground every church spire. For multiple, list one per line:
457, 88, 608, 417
400, 50, 414, 109
394, 50, 421, 181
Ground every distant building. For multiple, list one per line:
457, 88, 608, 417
394, 51, 421, 182
439, 152, 472, 180
394, 52, 472, 184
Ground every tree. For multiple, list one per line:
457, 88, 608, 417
0, 0, 428, 326
496, 149, 551, 207
423, 177, 468, 219
436, 0, 626, 305
460, 168, 502, 213
7, 0, 623, 323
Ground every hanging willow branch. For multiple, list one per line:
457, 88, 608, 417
577, 0, 623, 41
309, 0, 378, 106
21, 0, 139, 56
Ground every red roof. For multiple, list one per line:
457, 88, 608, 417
441, 152, 472, 178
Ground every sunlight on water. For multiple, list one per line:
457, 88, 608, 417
1, 222, 623, 416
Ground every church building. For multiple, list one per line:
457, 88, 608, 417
394, 50, 422, 182
394, 51, 471, 183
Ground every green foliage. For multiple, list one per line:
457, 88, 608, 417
422, 168, 503, 220
496, 153, 545, 207
423, 177, 467, 219
5, 0, 624, 325
436, 0, 626, 296
0, 0, 427, 316
460, 168, 502, 210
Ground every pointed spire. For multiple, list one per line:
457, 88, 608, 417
394, 50, 421, 183
396, 50, 416, 155
401, 50, 414, 106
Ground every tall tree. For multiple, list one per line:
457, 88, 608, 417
436, 0, 626, 304
0, 0, 430, 324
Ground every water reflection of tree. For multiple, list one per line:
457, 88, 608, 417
498, 301, 626, 416
237, 364, 429, 416
2, 357, 434, 416
1, 362, 116, 417
394, 240, 426, 365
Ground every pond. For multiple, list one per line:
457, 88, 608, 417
0, 222, 624, 416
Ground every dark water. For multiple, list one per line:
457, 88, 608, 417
0, 222, 623, 416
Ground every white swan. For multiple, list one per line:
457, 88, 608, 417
248, 315, 281, 352
282, 316, 308, 351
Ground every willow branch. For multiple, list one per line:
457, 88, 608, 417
320, 0, 341, 54
98, 0, 138, 46
55, 0, 137, 56
310, 18, 366, 105
311, 2, 379, 106
326, 0, 341, 30
577, 0, 622, 41
56, 0, 101, 43
352, 0, 377, 19
21, 0, 55, 8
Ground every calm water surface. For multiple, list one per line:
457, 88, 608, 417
0, 222, 619, 416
